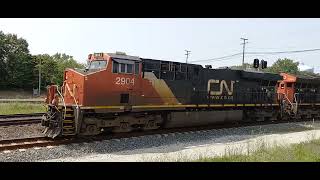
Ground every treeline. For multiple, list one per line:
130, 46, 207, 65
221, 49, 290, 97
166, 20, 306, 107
231, 58, 319, 77
0, 31, 85, 90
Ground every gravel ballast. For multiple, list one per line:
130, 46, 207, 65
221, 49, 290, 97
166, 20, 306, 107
0, 121, 320, 162
0, 124, 44, 140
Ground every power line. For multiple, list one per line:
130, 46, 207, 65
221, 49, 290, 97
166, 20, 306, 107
190, 53, 242, 63
191, 48, 320, 63
196, 56, 241, 65
246, 48, 320, 55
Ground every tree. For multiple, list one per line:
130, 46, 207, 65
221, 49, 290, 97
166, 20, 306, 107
265, 58, 299, 75
34, 53, 85, 88
0, 30, 85, 90
52, 53, 85, 85
297, 69, 320, 78
34, 54, 59, 89
0, 31, 35, 89
0, 31, 8, 88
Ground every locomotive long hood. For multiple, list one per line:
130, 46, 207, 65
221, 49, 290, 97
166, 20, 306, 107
241, 71, 282, 81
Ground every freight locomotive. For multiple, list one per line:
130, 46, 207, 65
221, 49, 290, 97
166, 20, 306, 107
41, 52, 320, 138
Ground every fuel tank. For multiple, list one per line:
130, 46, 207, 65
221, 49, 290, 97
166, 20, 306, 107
164, 110, 243, 128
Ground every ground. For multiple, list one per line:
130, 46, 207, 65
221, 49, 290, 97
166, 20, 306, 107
0, 102, 46, 114
42, 122, 320, 162
198, 135, 320, 162
0, 90, 46, 114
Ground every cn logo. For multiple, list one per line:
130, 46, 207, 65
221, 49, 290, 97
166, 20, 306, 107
207, 79, 235, 96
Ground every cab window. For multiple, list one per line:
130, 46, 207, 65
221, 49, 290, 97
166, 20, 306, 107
112, 58, 139, 74
113, 62, 119, 73
89, 60, 107, 70
127, 64, 133, 73
120, 64, 126, 73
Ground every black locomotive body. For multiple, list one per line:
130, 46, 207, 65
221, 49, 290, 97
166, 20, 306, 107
141, 58, 282, 128
142, 58, 281, 105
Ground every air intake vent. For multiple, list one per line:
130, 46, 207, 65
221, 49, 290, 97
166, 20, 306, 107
116, 51, 126, 55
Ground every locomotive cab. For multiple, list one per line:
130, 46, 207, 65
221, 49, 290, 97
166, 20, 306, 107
42, 52, 144, 138
277, 73, 296, 103
86, 53, 109, 71
82, 52, 142, 107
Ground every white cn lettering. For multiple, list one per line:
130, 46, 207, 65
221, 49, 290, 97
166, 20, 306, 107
207, 79, 235, 96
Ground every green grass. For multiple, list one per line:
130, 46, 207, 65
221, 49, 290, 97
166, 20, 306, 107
0, 102, 46, 115
196, 139, 320, 162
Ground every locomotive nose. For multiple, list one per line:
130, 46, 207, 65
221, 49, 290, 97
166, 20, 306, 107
42, 105, 63, 138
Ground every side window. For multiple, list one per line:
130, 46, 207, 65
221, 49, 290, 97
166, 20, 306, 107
113, 59, 138, 74
287, 83, 293, 88
194, 67, 200, 76
120, 64, 126, 73
175, 64, 180, 72
113, 61, 119, 73
135, 62, 139, 75
160, 63, 169, 71
181, 65, 186, 72
127, 64, 133, 74
170, 63, 177, 71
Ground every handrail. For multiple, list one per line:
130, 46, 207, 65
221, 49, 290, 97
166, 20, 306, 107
65, 83, 79, 110
294, 93, 299, 104
293, 93, 299, 113
279, 92, 299, 115
283, 93, 293, 107
52, 85, 66, 120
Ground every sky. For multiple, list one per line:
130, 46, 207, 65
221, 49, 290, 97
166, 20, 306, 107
1, 18, 320, 68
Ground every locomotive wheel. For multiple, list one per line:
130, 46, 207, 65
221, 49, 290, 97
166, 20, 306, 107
86, 125, 100, 135
112, 122, 132, 133
142, 120, 159, 131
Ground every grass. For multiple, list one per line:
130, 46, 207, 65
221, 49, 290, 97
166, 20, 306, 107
196, 138, 320, 162
141, 124, 320, 162
0, 102, 46, 115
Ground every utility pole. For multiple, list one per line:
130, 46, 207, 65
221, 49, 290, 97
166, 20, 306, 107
240, 38, 248, 70
38, 58, 41, 96
185, 50, 191, 80
185, 50, 191, 64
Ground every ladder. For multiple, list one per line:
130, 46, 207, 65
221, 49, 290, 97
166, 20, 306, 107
60, 106, 76, 135
281, 93, 298, 116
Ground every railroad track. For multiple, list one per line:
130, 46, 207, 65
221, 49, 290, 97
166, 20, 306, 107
0, 113, 44, 126
0, 99, 44, 103
0, 118, 317, 152
0, 136, 72, 152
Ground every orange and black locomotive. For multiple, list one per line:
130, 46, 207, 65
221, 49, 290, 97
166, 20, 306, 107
42, 52, 320, 138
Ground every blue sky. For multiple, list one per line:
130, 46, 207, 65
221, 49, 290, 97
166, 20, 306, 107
0, 18, 320, 68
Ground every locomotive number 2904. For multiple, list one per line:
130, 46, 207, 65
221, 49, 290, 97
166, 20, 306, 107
115, 77, 135, 85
